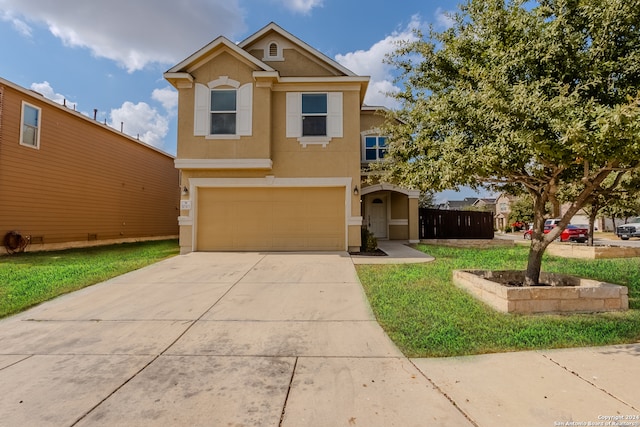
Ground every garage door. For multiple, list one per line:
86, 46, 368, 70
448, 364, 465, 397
196, 187, 345, 251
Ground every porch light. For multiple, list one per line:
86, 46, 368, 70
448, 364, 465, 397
182, 186, 189, 195
353, 185, 359, 196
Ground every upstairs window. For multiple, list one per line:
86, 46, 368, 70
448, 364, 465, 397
194, 78, 253, 138
286, 92, 342, 147
302, 93, 327, 136
20, 102, 41, 149
363, 136, 387, 161
210, 89, 236, 135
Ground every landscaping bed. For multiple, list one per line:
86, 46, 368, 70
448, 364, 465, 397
356, 243, 640, 357
453, 269, 628, 314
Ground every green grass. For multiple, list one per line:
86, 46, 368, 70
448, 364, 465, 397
0, 240, 179, 318
356, 244, 640, 357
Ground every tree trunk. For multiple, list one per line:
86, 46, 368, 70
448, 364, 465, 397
587, 204, 598, 246
525, 240, 546, 286
524, 195, 549, 286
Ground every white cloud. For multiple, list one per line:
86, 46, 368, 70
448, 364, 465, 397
30, 81, 69, 105
152, 87, 178, 113
0, 0, 247, 72
1, 10, 32, 36
334, 16, 422, 109
109, 102, 169, 149
435, 7, 456, 30
278, 0, 323, 14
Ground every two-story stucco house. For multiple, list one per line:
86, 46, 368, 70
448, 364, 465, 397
165, 23, 419, 254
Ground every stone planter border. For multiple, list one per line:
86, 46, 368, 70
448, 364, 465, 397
545, 244, 640, 259
453, 270, 629, 314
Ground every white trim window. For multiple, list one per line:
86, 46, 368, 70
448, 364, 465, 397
363, 135, 387, 161
302, 93, 327, 136
211, 89, 236, 135
20, 101, 41, 149
194, 77, 252, 138
286, 92, 342, 147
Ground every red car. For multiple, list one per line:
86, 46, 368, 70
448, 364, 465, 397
523, 224, 589, 243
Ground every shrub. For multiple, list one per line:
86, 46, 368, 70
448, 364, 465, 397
360, 227, 378, 253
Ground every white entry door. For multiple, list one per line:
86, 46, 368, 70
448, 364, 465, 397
368, 197, 387, 239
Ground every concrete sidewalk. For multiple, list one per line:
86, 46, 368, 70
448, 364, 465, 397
0, 249, 638, 426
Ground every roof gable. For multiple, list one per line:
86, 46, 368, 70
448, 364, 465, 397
238, 22, 357, 77
166, 36, 275, 75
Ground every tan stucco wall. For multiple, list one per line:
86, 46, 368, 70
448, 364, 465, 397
390, 192, 409, 219
177, 52, 271, 160
267, 49, 340, 77
245, 31, 344, 77
360, 109, 387, 133
389, 225, 409, 240
408, 197, 419, 242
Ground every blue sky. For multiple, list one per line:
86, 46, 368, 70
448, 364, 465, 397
0, 0, 488, 201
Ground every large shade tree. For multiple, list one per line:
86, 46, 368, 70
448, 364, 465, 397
378, 0, 640, 285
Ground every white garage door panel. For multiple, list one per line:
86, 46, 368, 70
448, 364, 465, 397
197, 187, 345, 251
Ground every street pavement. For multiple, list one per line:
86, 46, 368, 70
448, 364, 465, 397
0, 243, 638, 426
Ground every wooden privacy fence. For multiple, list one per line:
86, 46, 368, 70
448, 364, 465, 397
419, 208, 495, 239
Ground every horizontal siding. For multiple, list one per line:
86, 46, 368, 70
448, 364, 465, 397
0, 84, 179, 245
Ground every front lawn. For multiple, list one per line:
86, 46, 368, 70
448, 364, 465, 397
0, 240, 179, 318
356, 244, 640, 357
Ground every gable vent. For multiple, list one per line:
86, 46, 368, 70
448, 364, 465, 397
269, 42, 278, 57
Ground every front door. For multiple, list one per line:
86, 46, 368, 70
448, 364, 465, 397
368, 197, 387, 239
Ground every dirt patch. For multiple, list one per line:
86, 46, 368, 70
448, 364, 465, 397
469, 270, 579, 287
349, 248, 388, 257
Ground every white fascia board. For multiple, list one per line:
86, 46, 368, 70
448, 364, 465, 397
174, 159, 273, 170
163, 72, 193, 82
276, 76, 370, 84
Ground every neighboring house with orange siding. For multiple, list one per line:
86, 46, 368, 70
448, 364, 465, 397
0, 77, 179, 254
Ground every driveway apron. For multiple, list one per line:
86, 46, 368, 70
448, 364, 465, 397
0, 252, 471, 427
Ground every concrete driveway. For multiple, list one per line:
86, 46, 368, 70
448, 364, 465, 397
0, 251, 470, 426
0, 249, 638, 426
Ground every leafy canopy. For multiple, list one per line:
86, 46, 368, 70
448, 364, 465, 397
379, 0, 640, 198
378, 0, 640, 284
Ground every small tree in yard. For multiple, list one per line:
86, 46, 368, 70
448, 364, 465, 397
507, 195, 534, 227
377, 0, 640, 285
564, 170, 640, 245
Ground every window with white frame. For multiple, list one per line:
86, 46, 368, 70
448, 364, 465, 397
193, 78, 252, 138
302, 93, 327, 136
363, 135, 387, 161
210, 89, 236, 134
20, 102, 41, 149
286, 92, 342, 146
